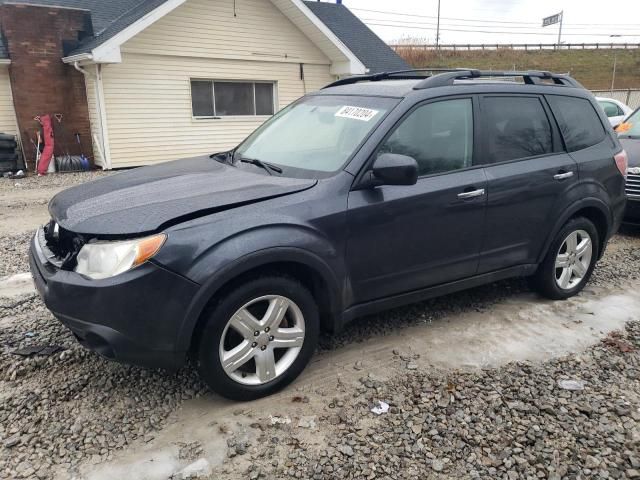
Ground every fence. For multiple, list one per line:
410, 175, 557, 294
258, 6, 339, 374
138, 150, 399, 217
592, 89, 640, 110
392, 43, 640, 51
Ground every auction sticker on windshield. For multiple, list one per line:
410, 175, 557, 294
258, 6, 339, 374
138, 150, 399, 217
335, 106, 380, 122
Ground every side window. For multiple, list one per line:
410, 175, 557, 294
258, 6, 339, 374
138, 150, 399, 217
379, 98, 473, 177
482, 96, 553, 163
598, 101, 622, 118
547, 96, 606, 152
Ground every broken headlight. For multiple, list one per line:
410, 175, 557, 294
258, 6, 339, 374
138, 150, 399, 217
74, 234, 166, 280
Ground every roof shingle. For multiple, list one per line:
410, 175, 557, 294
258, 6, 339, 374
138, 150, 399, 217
303, 1, 409, 74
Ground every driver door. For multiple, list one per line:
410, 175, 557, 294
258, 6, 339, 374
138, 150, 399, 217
345, 97, 487, 304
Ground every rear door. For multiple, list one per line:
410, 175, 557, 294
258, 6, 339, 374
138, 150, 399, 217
346, 97, 487, 304
477, 94, 578, 273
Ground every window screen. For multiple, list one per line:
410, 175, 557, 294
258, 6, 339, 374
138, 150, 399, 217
483, 97, 553, 163
379, 98, 473, 177
190, 80, 275, 117
547, 96, 606, 152
191, 80, 214, 117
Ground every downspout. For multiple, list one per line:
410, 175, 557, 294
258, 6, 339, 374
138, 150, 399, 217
73, 61, 112, 170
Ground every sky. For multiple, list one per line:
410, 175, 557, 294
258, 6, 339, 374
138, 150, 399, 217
338, 0, 640, 45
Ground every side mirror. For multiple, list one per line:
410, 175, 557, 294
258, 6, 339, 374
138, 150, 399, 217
370, 153, 418, 186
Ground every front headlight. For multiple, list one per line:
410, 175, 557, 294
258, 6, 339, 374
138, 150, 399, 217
75, 234, 166, 280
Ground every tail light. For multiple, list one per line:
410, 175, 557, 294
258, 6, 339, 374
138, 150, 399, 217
614, 150, 628, 178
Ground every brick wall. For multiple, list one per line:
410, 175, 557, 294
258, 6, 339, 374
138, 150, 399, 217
0, 4, 94, 170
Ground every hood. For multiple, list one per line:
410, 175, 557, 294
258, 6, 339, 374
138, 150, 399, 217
620, 137, 640, 168
49, 156, 317, 236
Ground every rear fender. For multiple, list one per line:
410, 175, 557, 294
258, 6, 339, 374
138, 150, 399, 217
537, 197, 612, 264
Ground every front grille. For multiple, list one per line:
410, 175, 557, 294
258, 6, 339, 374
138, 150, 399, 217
41, 220, 85, 270
627, 173, 640, 199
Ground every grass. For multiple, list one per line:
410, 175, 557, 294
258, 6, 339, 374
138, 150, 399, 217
394, 47, 640, 90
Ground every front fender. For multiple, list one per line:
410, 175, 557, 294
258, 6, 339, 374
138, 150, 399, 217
172, 235, 345, 354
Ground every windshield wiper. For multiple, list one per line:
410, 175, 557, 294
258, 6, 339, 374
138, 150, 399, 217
238, 156, 283, 175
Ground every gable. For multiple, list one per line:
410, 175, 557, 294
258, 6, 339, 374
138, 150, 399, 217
121, 0, 331, 65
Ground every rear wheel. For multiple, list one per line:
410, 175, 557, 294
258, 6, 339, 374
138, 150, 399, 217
196, 275, 319, 401
530, 217, 599, 300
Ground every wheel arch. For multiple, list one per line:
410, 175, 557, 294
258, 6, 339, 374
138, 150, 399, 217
538, 197, 612, 264
176, 247, 343, 355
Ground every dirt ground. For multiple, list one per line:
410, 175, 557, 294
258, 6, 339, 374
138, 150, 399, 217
1, 173, 639, 480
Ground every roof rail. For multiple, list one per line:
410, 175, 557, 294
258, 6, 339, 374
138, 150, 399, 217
413, 70, 583, 89
322, 68, 474, 89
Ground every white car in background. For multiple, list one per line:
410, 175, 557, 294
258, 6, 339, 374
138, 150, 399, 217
596, 97, 634, 128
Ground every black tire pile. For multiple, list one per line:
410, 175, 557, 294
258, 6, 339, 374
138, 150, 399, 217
0, 133, 18, 173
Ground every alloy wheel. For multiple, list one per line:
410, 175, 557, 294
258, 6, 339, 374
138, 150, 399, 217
219, 295, 306, 386
554, 229, 593, 290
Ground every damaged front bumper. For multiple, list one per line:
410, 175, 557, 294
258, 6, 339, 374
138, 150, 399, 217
29, 228, 200, 370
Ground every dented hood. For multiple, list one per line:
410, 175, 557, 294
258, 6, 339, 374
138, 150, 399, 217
49, 156, 316, 236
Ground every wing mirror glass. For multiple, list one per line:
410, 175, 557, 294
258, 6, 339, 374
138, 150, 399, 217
370, 153, 418, 186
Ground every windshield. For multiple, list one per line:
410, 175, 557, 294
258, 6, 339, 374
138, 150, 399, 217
234, 95, 398, 175
618, 109, 640, 138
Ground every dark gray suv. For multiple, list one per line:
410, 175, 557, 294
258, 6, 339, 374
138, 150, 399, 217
29, 69, 627, 400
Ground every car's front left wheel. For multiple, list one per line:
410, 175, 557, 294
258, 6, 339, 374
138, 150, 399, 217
196, 275, 319, 401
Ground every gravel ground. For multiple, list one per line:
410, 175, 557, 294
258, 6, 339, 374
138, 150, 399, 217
237, 322, 640, 480
0, 171, 110, 192
0, 173, 639, 479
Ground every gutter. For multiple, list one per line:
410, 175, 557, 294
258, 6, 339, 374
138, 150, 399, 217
73, 61, 112, 170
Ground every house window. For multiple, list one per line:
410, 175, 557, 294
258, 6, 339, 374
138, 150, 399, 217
190, 80, 275, 117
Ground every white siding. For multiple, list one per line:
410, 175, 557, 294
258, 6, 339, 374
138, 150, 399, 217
102, 54, 334, 167
102, 0, 336, 168
0, 66, 18, 136
122, 0, 330, 65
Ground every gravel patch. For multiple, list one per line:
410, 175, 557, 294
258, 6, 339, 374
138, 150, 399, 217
239, 322, 640, 480
0, 171, 110, 192
0, 232, 33, 277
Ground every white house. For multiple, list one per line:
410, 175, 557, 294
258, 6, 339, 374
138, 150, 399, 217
0, 0, 408, 170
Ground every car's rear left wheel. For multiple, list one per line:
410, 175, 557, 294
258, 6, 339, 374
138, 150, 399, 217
530, 217, 599, 300
196, 275, 319, 401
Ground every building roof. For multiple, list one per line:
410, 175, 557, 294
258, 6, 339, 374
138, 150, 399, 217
303, 1, 409, 74
0, 0, 403, 72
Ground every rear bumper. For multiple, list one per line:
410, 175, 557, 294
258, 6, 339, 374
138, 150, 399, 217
29, 231, 200, 370
624, 197, 640, 225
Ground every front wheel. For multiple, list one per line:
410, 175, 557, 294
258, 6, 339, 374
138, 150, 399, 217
196, 275, 319, 401
530, 217, 599, 300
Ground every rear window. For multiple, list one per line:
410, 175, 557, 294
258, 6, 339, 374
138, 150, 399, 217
547, 96, 606, 152
482, 96, 553, 163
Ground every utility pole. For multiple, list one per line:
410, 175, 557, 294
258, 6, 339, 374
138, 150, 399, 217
611, 53, 617, 92
557, 10, 564, 49
436, 0, 441, 49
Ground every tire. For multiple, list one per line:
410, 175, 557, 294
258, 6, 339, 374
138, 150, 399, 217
530, 217, 599, 300
0, 140, 17, 149
0, 152, 17, 161
0, 133, 15, 142
196, 275, 319, 401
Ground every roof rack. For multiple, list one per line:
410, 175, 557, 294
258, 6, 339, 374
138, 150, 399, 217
322, 68, 473, 89
413, 70, 583, 89
322, 68, 583, 90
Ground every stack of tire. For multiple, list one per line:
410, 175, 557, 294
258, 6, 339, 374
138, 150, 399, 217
0, 133, 18, 173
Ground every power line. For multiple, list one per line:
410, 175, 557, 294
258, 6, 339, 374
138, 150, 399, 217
364, 22, 640, 37
360, 17, 640, 32
351, 7, 640, 28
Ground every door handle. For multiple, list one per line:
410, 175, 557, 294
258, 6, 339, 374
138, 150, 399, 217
457, 188, 485, 199
554, 171, 574, 180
